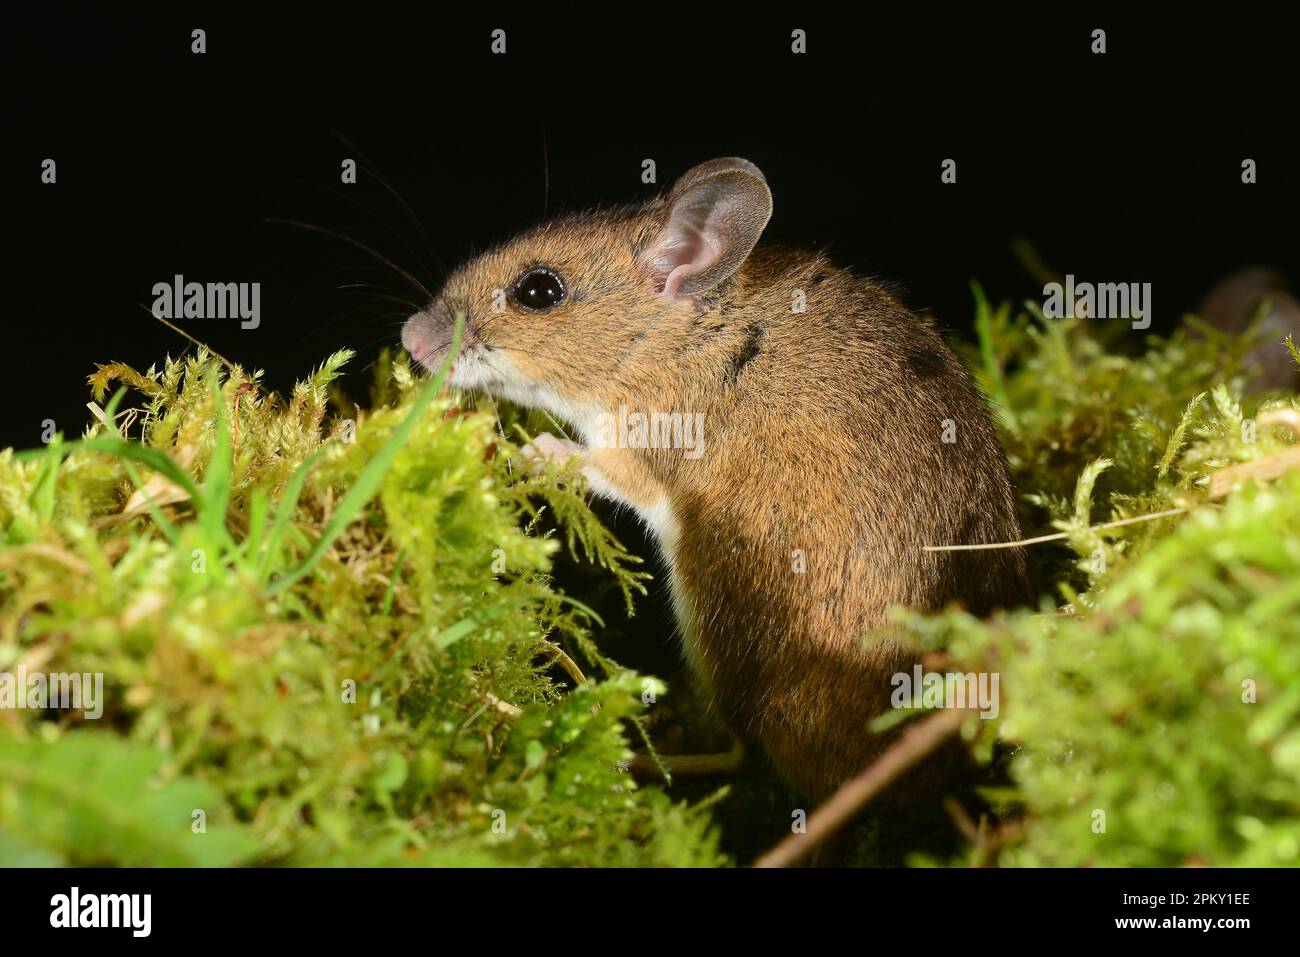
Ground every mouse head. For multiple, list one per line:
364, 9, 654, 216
401, 157, 772, 424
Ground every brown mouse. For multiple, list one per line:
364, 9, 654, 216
401, 157, 1030, 803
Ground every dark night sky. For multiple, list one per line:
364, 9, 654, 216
9, 11, 1298, 450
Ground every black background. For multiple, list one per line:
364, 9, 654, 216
10, 9, 1298, 451
3, 864, 1284, 941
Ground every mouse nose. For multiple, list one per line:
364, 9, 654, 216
400, 315, 433, 361
403, 298, 466, 368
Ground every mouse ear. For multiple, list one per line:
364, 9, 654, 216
644, 158, 772, 301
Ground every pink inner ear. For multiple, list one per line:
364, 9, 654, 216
652, 209, 721, 300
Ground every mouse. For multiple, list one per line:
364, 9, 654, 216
401, 157, 1031, 804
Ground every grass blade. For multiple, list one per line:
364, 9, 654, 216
265, 313, 464, 597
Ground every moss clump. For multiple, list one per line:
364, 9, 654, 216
901, 293, 1300, 866
0, 331, 721, 866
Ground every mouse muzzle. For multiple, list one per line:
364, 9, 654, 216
402, 296, 518, 397
401, 298, 458, 369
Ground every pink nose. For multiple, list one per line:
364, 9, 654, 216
401, 318, 432, 361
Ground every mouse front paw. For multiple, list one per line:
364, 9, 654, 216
519, 432, 584, 475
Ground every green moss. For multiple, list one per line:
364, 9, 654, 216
1, 293, 1296, 868
0, 332, 717, 867
904, 297, 1300, 866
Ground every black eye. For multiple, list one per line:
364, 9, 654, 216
512, 268, 566, 311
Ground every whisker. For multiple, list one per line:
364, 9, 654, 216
304, 177, 443, 288
330, 128, 449, 277
332, 284, 423, 311
265, 218, 434, 302
305, 306, 412, 345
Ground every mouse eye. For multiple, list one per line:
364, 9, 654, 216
512, 268, 566, 311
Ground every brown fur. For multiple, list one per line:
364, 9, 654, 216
403, 165, 1030, 803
